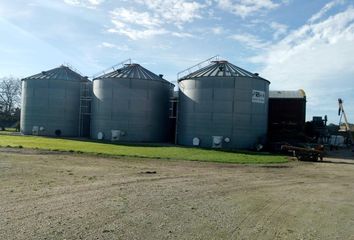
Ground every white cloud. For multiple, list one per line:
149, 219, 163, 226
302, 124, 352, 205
63, 0, 105, 8
309, 0, 345, 23
98, 42, 130, 51
108, 8, 167, 40
110, 8, 162, 28
211, 26, 225, 35
108, 3, 200, 40
108, 27, 168, 40
230, 33, 270, 49
0, 2, 32, 19
230, 20, 288, 48
217, 0, 280, 18
270, 21, 288, 40
88, 0, 104, 5
171, 32, 195, 38
133, 0, 205, 27
251, 6, 354, 120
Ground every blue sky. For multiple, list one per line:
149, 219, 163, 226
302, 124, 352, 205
1, 0, 354, 123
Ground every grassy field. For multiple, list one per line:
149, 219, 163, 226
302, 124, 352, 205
0, 128, 18, 135
0, 135, 287, 164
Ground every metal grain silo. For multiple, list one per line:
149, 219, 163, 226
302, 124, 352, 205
91, 63, 174, 142
177, 59, 270, 149
21, 65, 87, 137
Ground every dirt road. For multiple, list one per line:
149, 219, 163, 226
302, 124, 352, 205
1, 148, 354, 240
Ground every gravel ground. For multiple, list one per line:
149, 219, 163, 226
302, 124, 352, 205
1, 148, 354, 240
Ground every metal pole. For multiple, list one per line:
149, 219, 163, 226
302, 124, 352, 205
338, 98, 354, 148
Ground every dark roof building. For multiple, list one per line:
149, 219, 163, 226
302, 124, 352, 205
268, 90, 307, 141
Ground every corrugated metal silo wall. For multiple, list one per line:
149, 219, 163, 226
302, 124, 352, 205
91, 78, 171, 142
177, 76, 269, 149
20, 79, 81, 136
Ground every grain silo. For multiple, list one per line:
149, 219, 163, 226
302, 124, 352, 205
91, 63, 174, 142
21, 65, 88, 137
177, 59, 270, 149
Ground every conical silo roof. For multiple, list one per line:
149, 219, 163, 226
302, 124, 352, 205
22, 65, 86, 82
94, 63, 172, 85
178, 60, 268, 82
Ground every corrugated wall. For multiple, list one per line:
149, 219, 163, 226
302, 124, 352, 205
20, 79, 82, 136
177, 76, 269, 149
91, 78, 172, 142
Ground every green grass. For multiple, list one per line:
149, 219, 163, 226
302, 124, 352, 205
0, 128, 18, 135
0, 135, 287, 164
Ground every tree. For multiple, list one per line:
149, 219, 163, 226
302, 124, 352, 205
0, 77, 21, 114
0, 77, 21, 130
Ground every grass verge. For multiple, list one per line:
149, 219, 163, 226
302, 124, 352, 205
0, 135, 287, 164
0, 128, 18, 135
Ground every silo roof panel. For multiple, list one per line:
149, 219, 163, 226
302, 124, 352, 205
95, 64, 173, 86
22, 65, 86, 82
178, 60, 266, 81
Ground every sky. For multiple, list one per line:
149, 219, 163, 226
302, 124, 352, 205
0, 0, 354, 123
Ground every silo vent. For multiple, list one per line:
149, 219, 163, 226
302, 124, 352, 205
32, 126, 39, 135
254, 73, 259, 76
212, 136, 223, 148
97, 132, 104, 140
55, 129, 62, 137
41, 71, 46, 75
193, 137, 200, 146
159, 74, 164, 78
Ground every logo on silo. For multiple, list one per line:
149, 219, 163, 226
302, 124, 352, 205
252, 90, 265, 104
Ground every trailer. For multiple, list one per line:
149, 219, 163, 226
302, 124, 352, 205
281, 144, 325, 161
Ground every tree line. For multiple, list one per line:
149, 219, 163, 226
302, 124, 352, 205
0, 77, 21, 130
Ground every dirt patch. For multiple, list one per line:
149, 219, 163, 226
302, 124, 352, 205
140, 170, 157, 174
260, 165, 292, 169
1, 148, 354, 240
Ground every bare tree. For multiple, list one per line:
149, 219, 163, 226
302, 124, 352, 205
0, 77, 21, 114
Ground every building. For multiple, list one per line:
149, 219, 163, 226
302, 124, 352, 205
91, 63, 174, 142
21, 65, 88, 137
177, 59, 270, 149
268, 90, 306, 141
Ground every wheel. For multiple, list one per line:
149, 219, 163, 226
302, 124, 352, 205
296, 153, 304, 161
